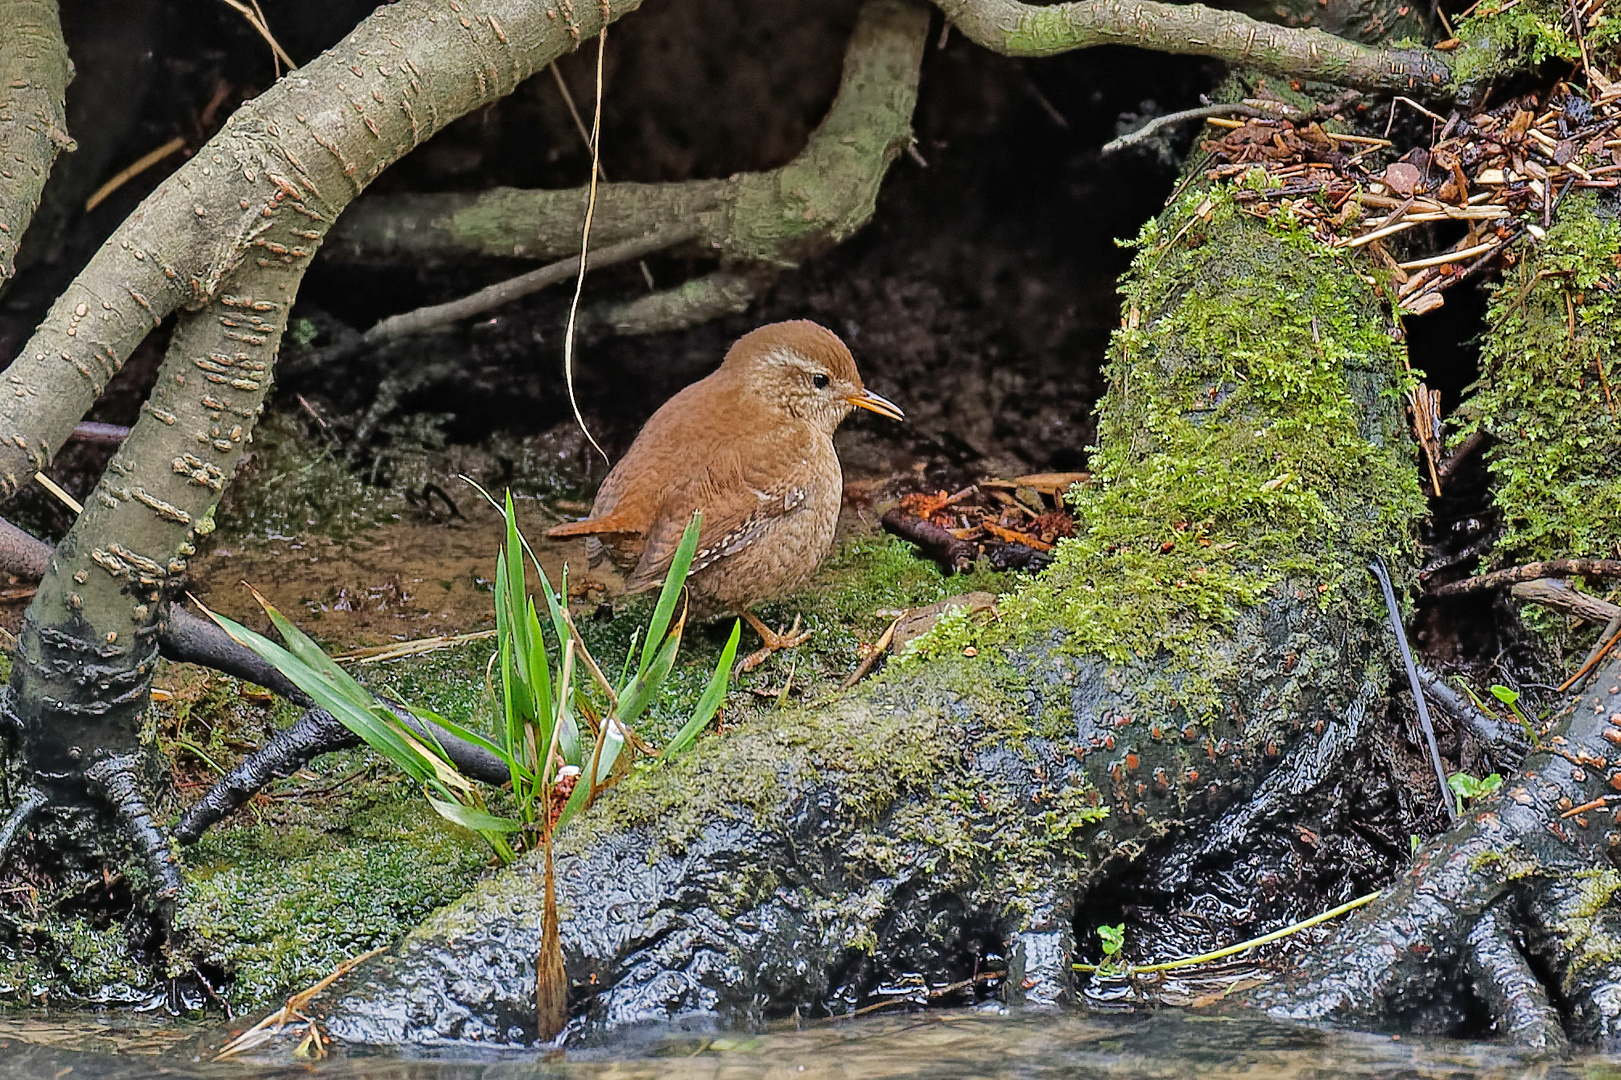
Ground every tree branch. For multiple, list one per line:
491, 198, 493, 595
0, 0, 646, 501
0, 0, 71, 281
319, 0, 929, 285
929, 0, 1453, 92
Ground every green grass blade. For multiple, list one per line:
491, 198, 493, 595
252, 593, 378, 711
617, 628, 640, 689
617, 614, 684, 725
414, 707, 528, 781
639, 512, 702, 674
198, 604, 437, 785
665, 619, 740, 756
427, 796, 521, 835
523, 596, 555, 755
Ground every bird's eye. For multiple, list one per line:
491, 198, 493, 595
812, 373, 830, 389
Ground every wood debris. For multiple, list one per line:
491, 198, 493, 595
1201, 65, 1621, 316
882, 476, 1082, 574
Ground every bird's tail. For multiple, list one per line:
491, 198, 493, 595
546, 514, 637, 539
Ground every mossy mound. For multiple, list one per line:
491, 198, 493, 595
1461, 191, 1621, 567
177, 785, 492, 1009
916, 183, 1423, 712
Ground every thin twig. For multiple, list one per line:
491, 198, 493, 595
215, 945, 387, 1060
361, 225, 695, 344
85, 137, 186, 212
549, 63, 608, 182
563, 16, 611, 466
562, 607, 620, 712
1102, 103, 1262, 154
211, 0, 296, 71
841, 615, 905, 689
33, 472, 81, 515
334, 628, 497, 665
1429, 558, 1621, 596
1560, 620, 1621, 693
1397, 239, 1499, 271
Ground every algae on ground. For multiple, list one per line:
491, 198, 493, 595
178, 787, 491, 1008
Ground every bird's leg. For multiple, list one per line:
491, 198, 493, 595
738, 611, 813, 672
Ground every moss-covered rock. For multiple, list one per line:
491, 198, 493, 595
1456, 190, 1621, 646
176, 786, 491, 1009
1460, 191, 1621, 562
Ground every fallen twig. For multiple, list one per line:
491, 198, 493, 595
1511, 578, 1621, 625
1103, 103, 1265, 154
215, 945, 388, 1060
882, 507, 978, 573
1429, 559, 1621, 597
840, 614, 903, 689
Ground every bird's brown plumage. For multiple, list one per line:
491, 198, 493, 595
547, 320, 902, 618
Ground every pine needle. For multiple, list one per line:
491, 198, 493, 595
562, 10, 612, 465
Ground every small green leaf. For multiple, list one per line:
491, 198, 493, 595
666, 619, 741, 756
427, 796, 521, 835
1098, 923, 1125, 957
1448, 771, 1503, 815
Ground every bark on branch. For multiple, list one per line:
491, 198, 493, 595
0, 0, 70, 281
929, 0, 1453, 92
0, 0, 645, 501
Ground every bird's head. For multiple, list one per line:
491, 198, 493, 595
722, 320, 904, 433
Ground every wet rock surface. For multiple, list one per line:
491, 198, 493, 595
326, 582, 1386, 1045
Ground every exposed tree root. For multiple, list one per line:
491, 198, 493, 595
309, 0, 928, 359
0, 515, 50, 578
928, 0, 1453, 90
1241, 649, 1621, 1047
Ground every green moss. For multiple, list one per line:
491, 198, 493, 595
1449, 0, 1621, 87
974, 187, 1421, 706
0, 916, 147, 1004
216, 412, 394, 543
177, 787, 490, 1008
1552, 867, 1621, 982
1461, 192, 1621, 570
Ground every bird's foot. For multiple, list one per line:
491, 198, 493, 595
739, 612, 812, 672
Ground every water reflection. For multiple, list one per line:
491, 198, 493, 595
0, 1008, 1603, 1079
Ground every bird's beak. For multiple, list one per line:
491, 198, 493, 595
847, 388, 905, 421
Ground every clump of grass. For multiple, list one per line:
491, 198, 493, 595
201, 486, 738, 1038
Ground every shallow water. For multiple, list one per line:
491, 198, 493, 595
0, 1008, 1605, 1079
